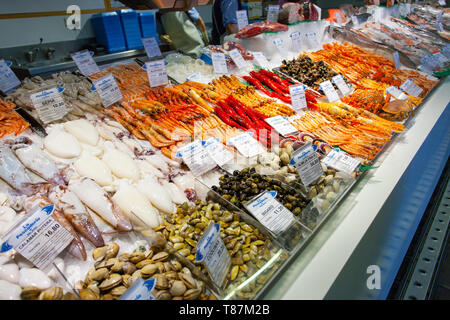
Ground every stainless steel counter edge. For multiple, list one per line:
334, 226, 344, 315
263, 77, 450, 300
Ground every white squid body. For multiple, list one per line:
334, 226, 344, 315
0, 146, 34, 195
112, 181, 161, 228
136, 160, 164, 179
74, 153, 113, 187
145, 154, 169, 173
68, 178, 132, 232
63, 119, 99, 146
161, 181, 189, 204
102, 146, 140, 181
137, 176, 175, 215
44, 129, 81, 159
13, 143, 66, 185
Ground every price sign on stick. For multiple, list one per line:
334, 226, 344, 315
237, 10, 248, 31
267, 5, 279, 22
92, 73, 122, 107
211, 52, 228, 74
30, 87, 68, 124
71, 49, 99, 76
145, 60, 168, 87
289, 84, 307, 112
142, 37, 162, 58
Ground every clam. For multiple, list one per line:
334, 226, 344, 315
88, 267, 109, 282
110, 260, 125, 273
122, 262, 137, 275
154, 290, 171, 300
98, 273, 122, 291
183, 288, 201, 300
141, 264, 158, 278
169, 280, 186, 296
20, 286, 41, 300
78, 288, 99, 300
110, 285, 128, 297
38, 287, 63, 300
62, 292, 78, 300
101, 294, 114, 300
152, 251, 169, 262
155, 274, 170, 290
129, 251, 146, 264
179, 272, 196, 289
136, 259, 153, 269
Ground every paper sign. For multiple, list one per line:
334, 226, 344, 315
273, 38, 284, 50
267, 5, 279, 22
319, 80, 340, 102
322, 149, 360, 175
0, 59, 20, 94
290, 32, 302, 52
332, 74, 351, 96
0, 205, 74, 270
265, 115, 298, 136
145, 60, 168, 87
195, 223, 231, 287
289, 143, 323, 187
30, 87, 68, 124
211, 52, 228, 74
92, 73, 122, 107
228, 49, 247, 69
386, 86, 408, 100
176, 140, 217, 176
202, 137, 233, 167
244, 191, 295, 235
120, 278, 156, 300
252, 52, 269, 68
227, 132, 265, 157
393, 51, 400, 69
71, 49, 99, 76
237, 10, 249, 31
289, 84, 307, 112
142, 37, 162, 58
400, 78, 423, 97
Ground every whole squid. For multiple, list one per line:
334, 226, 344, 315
0, 145, 34, 195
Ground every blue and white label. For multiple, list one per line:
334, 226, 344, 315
211, 52, 228, 74
267, 5, 279, 22
145, 59, 168, 88
92, 73, 122, 108
393, 51, 400, 69
320, 80, 340, 103
186, 72, 208, 84
0, 205, 74, 270
228, 49, 247, 70
71, 49, 100, 76
322, 148, 360, 175
442, 44, 450, 59
386, 86, 408, 100
0, 59, 20, 94
195, 223, 230, 287
290, 142, 323, 187
305, 32, 319, 47
176, 140, 216, 176
251, 52, 269, 68
227, 132, 265, 158
142, 37, 162, 59
332, 74, 351, 96
30, 87, 68, 124
265, 115, 298, 137
289, 84, 307, 112
244, 191, 295, 234
290, 32, 302, 52
400, 78, 423, 97
351, 15, 358, 25
120, 278, 156, 300
433, 52, 448, 67
236, 10, 249, 31
273, 38, 284, 50
202, 137, 233, 167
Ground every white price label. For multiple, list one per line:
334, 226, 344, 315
145, 60, 168, 88
120, 278, 156, 300
319, 80, 340, 102
186, 72, 202, 82
0, 205, 74, 270
421, 55, 439, 70
176, 140, 217, 176
335, 12, 343, 24
437, 21, 444, 32
228, 49, 247, 69
400, 78, 423, 97
211, 52, 228, 74
244, 191, 295, 235
92, 73, 122, 108
237, 10, 249, 31
289, 84, 307, 112
439, 0, 446, 5
196, 223, 231, 287
351, 16, 358, 25
30, 87, 68, 124
251, 52, 269, 68
289, 143, 323, 187
273, 38, 284, 50
322, 149, 360, 175
227, 132, 265, 158
267, 5, 279, 22
265, 115, 298, 136
71, 50, 99, 76
386, 86, 408, 100
433, 52, 448, 66
393, 51, 400, 69
305, 32, 319, 47
142, 37, 162, 58
332, 74, 351, 96
203, 137, 233, 167
290, 32, 302, 52
0, 59, 20, 94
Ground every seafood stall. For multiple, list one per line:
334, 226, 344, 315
0, 1, 449, 301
